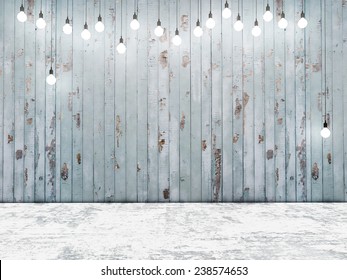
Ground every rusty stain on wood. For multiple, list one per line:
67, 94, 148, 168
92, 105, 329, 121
202, 140, 207, 151
49, 114, 55, 135
24, 102, 29, 115
25, 77, 31, 94
16, 150, 23, 160
243, 92, 250, 107
74, 113, 81, 128
276, 168, 279, 182
233, 133, 239, 143
158, 134, 165, 153
24, 168, 28, 183
258, 135, 264, 144
180, 15, 189, 31
26, 118, 33, 125
159, 50, 168, 68
61, 163, 69, 181
327, 153, 332, 164
180, 112, 185, 130
312, 163, 319, 180
76, 153, 81, 165
163, 188, 170, 199
7, 135, 14, 144
277, 118, 283, 125
234, 98, 242, 118
182, 53, 190, 68
159, 28, 168, 43
213, 148, 222, 202
116, 115, 122, 148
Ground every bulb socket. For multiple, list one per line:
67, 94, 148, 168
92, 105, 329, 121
39, 11, 43, 18
323, 121, 328, 128
281, 11, 285, 18
224, 1, 229, 9
266, 4, 270, 11
237, 13, 241, 21
98, 15, 102, 22
84, 22, 88, 29
254, 19, 259, 26
196, 19, 201, 26
208, 11, 213, 19
119, 36, 124, 43
157, 19, 161, 26
301, 11, 305, 18
20, 4, 25, 12
133, 13, 138, 20
65, 17, 70, 24
49, 68, 54, 75
175, 28, 179, 36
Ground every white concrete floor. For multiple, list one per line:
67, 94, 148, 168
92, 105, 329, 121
0, 203, 346, 259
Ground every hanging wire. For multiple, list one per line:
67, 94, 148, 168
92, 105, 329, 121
209, 0, 212, 12
137, 0, 139, 14
176, 0, 178, 28
121, 0, 123, 36
99, 0, 101, 15
255, 0, 257, 19
85, 0, 87, 23
197, 0, 199, 19
67, 0, 69, 18
158, 0, 160, 19
40, 0, 43, 11
51, 0, 53, 67
324, 0, 327, 120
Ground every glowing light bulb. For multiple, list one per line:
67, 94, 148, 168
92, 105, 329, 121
17, 5, 27, 23
130, 13, 140, 30
117, 37, 126, 54
172, 28, 182, 46
234, 14, 243, 31
36, 11, 46, 29
193, 20, 203, 37
321, 122, 331, 138
263, 4, 273, 22
252, 20, 261, 37
81, 23, 91, 40
63, 17, 72, 34
278, 12, 288, 29
154, 20, 164, 37
206, 12, 216, 29
95, 15, 105, 32
222, 2, 231, 19
298, 11, 308, 29
46, 68, 56, 85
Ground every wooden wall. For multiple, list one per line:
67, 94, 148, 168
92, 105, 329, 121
0, 0, 346, 202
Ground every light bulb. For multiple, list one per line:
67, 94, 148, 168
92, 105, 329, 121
298, 11, 308, 29
252, 20, 261, 37
154, 20, 164, 37
234, 14, 243, 31
95, 15, 105, 32
36, 11, 46, 29
172, 28, 182, 46
222, 2, 231, 19
81, 23, 91, 40
278, 12, 288, 29
117, 37, 126, 54
63, 17, 72, 34
130, 13, 140, 30
263, 4, 273, 22
206, 12, 216, 29
193, 20, 203, 37
321, 122, 331, 138
17, 5, 27, 23
46, 68, 56, 85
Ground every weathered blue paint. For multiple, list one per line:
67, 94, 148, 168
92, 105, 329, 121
0, 0, 346, 202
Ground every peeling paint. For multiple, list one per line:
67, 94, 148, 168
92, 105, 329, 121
159, 28, 168, 43
24, 168, 28, 183
180, 15, 189, 31
49, 114, 55, 135
74, 113, 81, 128
61, 163, 69, 181
180, 112, 185, 130
76, 153, 81, 165
16, 150, 23, 160
26, 118, 33, 125
137, 163, 141, 172
327, 153, 332, 164
258, 135, 264, 144
159, 50, 168, 68
163, 188, 170, 200
276, 168, 279, 182
116, 115, 122, 148
24, 102, 29, 115
158, 139, 165, 153
202, 140, 207, 151
267, 149, 274, 160
312, 163, 319, 180
159, 98, 166, 109
213, 148, 222, 202
277, 118, 283, 125
182, 53, 190, 68
243, 92, 250, 107
68, 92, 73, 112
234, 98, 242, 118
8, 135, 14, 144
233, 133, 239, 143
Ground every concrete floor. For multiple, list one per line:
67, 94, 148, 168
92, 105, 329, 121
0, 203, 346, 259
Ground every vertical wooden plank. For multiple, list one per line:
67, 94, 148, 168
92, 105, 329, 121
254, 0, 265, 202
45, 0, 57, 202
3, 0, 16, 202
343, 0, 347, 201
274, 0, 286, 201
0, 0, 4, 202
285, 0, 296, 201
190, 0, 202, 202
179, 0, 191, 202
72, 0, 84, 202
331, 0, 344, 201
93, 0, 105, 202
23, 0, 36, 202
59, 0, 73, 202
168, 0, 180, 202
104, 0, 116, 202
114, 0, 126, 202
158, 0, 170, 202
201, 0, 212, 202
125, 0, 137, 202
147, 0, 159, 202
309, 0, 323, 201
264, 0, 275, 202
14, 0, 25, 202
242, 0, 254, 202
82, 0, 95, 202
136, 0, 148, 202
295, 0, 308, 202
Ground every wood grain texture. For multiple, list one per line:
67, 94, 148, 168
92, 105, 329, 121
0, 0, 346, 202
